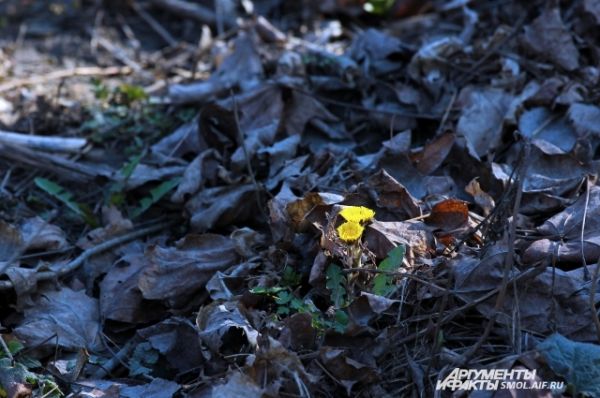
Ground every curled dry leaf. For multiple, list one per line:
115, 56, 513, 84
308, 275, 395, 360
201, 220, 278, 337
465, 178, 495, 216
137, 317, 204, 373
363, 170, 421, 220
425, 198, 469, 231
196, 301, 258, 354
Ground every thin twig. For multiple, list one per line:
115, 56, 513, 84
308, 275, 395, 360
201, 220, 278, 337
0, 66, 132, 93
231, 91, 267, 221
0, 221, 173, 290
589, 258, 600, 341
455, 13, 527, 86
463, 142, 531, 362
0, 331, 14, 364
0, 130, 87, 153
581, 176, 591, 280
132, 1, 177, 47
149, 0, 235, 29
390, 266, 544, 346
91, 338, 138, 379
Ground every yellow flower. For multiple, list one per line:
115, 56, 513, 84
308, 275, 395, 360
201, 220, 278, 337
339, 206, 375, 223
337, 221, 365, 242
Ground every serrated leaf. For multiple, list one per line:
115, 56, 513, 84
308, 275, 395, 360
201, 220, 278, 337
326, 264, 347, 308
275, 291, 293, 305
538, 333, 600, 396
34, 177, 98, 227
130, 177, 181, 219
372, 245, 405, 297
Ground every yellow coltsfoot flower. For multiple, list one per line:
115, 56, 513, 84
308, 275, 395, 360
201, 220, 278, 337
337, 221, 365, 242
339, 206, 375, 224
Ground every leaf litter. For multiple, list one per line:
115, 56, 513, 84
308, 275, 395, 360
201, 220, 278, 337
1, 0, 600, 397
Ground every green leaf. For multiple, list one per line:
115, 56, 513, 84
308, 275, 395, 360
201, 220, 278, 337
130, 177, 181, 219
6, 339, 24, 356
331, 310, 348, 333
34, 178, 98, 227
538, 333, 598, 396
129, 342, 159, 377
275, 290, 293, 305
118, 84, 148, 104
326, 264, 347, 308
372, 245, 405, 297
365, 0, 396, 14
250, 286, 285, 295
282, 267, 301, 287
107, 152, 144, 206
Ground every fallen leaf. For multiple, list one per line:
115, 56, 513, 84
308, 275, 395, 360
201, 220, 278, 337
120, 378, 180, 398
196, 301, 258, 354
99, 242, 167, 323
465, 178, 495, 216
137, 317, 204, 373
138, 234, 239, 307
523, 185, 600, 264
186, 184, 258, 232
538, 333, 600, 396
363, 170, 421, 220
518, 107, 577, 155
456, 86, 513, 159
15, 287, 101, 351
425, 198, 469, 231
20, 216, 68, 251
521, 7, 579, 71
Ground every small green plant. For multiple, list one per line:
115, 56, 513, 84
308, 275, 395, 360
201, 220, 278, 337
364, 0, 396, 14
281, 266, 302, 287
83, 81, 196, 155
372, 245, 405, 296
0, 338, 62, 397
105, 152, 144, 207
326, 264, 347, 308
129, 342, 159, 377
129, 177, 181, 219
34, 177, 98, 227
251, 286, 348, 333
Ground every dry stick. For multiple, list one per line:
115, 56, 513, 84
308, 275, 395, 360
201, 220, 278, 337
231, 91, 267, 221
581, 176, 591, 280
455, 12, 527, 86
0, 142, 99, 182
0, 130, 87, 153
91, 338, 138, 379
0, 66, 132, 93
0, 221, 172, 291
132, 1, 177, 47
434, 88, 458, 136
149, 0, 234, 29
589, 257, 600, 341
0, 329, 14, 364
463, 142, 532, 363
290, 87, 439, 120
343, 268, 446, 293
425, 274, 451, 395
391, 266, 544, 347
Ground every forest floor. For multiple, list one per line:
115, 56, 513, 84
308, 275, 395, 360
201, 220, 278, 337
1, 0, 600, 397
